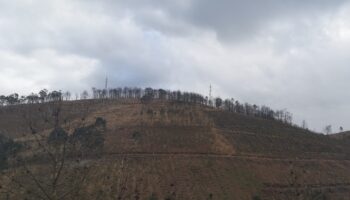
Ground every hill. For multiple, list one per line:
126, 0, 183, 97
330, 131, 350, 139
1, 99, 350, 199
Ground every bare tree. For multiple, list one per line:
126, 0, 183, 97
39, 89, 48, 103
81, 90, 89, 100
215, 97, 222, 108
64, 91, 71, 101
324, 125, 332, 135
302, 120, 308, 130
0, 101, 107, 200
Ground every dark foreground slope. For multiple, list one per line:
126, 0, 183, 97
1, 100, 350, 199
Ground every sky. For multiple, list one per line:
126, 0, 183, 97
0, 0, 350, 132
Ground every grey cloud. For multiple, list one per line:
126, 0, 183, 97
101, 0, 347, 41
0, 0, 350, 131
186, 0, 347, 40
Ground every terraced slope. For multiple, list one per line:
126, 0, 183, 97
1, 100, 350, 199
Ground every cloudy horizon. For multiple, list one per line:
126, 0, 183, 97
1, 0, 350, 132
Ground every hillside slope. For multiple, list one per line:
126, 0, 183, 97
1, 100, 350, 199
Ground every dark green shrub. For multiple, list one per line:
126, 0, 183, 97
95, 117, 107, 129
132, 131, 141, 140
47, 127, 68, 145
147, 109, 153, 115
252, 195, 261, 200
70, 118, 106, 153
0, 134, 21, 169
148, 193, 158, 200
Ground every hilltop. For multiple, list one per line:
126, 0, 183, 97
330, 131, 350, 139
1, 99, 350, 199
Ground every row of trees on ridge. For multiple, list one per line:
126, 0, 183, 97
0, 87, 293, 124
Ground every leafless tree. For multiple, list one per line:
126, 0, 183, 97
81, 90, 89, 100
324, 125, 332, 135
0, 100, 106, 200
302, 120, 308, 130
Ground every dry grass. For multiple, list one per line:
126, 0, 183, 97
1, 100, 350, 199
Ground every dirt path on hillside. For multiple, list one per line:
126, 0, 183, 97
103, 152, 350, 163
263, 182, 350, 190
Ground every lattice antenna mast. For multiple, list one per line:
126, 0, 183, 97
105, 76, 108, 90
209, 84, 212, 100
104, 76, 109, 98
209, 84, 213, 106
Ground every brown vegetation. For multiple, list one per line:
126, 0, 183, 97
0, 99, 350, 199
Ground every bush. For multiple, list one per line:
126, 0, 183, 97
147, 109, 153, 115
47, 127, 68, 145
0, 133, 21, 169
252, 195, 261, 200
148, 193, 158, 200
70, 118, 106, 153
95, 117, 107, 129
132, 131, 141, 141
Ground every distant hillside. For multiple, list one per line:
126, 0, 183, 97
330, 131, 350, 139
1, 99, 350, 199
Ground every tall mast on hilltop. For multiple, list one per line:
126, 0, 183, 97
105, 76, 108, 90
104, 76, 109, 98
209, 84, 213, 106
209, 84, 212, 100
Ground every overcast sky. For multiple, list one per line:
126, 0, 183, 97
0, 0, 350, 132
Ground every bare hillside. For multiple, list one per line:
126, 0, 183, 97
1, 100, 350, 199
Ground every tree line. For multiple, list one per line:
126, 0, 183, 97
0, 86, 293, 124
0, 89, 65, 105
